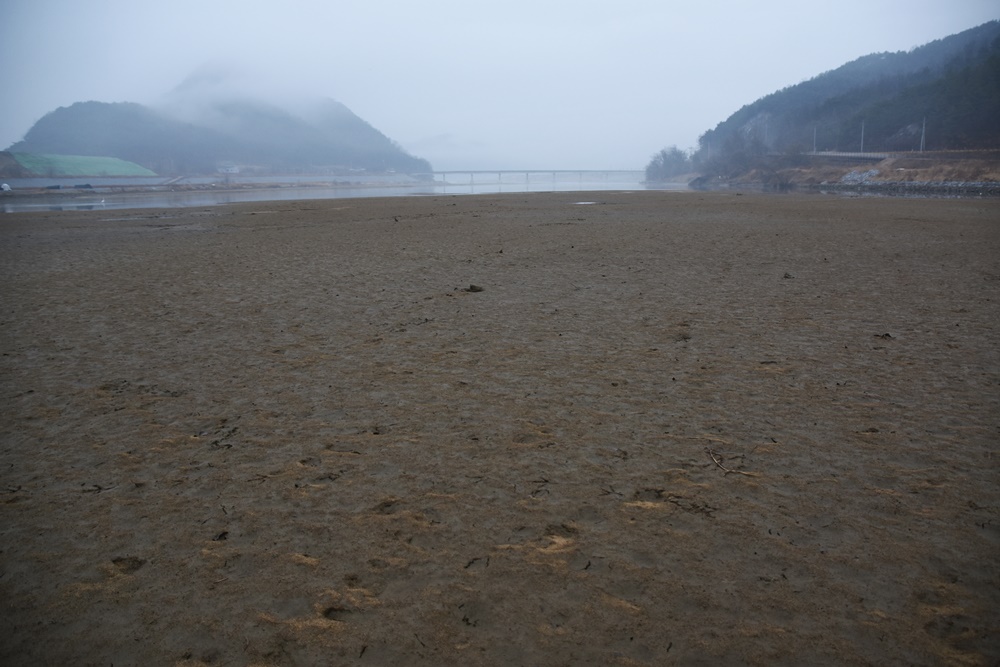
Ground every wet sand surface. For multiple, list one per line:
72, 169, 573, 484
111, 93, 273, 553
1, 191, 998, 665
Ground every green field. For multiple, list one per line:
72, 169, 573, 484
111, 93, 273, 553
11, 153, 157, 177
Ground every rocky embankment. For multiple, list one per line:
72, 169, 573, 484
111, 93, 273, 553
690, 153, 1000, 196
809, 166, 1000, 196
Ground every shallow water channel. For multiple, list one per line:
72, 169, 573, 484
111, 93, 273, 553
2, 177, 682, 213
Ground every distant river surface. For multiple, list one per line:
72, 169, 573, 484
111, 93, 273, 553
2, 172, 681, 213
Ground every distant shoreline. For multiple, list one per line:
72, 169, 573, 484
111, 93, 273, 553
0, 178, 428, 198
683, 151, 1000, 196
0, 176, 660, 213
689, 178, 1000, 197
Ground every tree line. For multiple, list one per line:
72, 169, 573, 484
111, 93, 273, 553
646, 21, 1000, 181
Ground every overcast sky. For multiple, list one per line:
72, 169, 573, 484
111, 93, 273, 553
1, 0, 997, 170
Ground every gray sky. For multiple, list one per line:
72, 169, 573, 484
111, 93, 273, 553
1, 0, 997, 170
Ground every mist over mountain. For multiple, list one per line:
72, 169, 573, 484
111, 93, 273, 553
6, 68, 432, 176
684, 20, 1000, 177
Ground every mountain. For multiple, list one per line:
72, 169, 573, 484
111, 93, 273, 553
691, 20, 1000, 176
7, 94, 432, 177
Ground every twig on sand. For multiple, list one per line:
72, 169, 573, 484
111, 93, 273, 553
706, 448, 758, 477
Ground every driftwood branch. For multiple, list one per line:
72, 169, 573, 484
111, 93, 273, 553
706, 448, 758, 477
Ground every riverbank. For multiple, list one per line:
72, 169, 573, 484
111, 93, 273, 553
688, 152, 1000, 196
1, 191, 998, 665
0, 176, 655, 213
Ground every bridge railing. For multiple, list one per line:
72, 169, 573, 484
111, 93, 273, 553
424, 170, 645, 184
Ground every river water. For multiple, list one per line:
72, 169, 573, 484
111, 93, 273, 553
2, 173, 680, 213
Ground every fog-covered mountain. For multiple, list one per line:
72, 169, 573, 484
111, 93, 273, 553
7, 72, 432, 176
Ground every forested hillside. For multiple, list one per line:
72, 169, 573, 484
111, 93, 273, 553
683, 21, 1000, 178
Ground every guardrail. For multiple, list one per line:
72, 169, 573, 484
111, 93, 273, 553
807, 152, 889, 161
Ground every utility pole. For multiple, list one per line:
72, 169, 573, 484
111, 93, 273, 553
920, 117, 926, 152
813, 125, 817, 153
860, 120, 865, 153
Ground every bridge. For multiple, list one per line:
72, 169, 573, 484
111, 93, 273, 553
427, 169, 645, 186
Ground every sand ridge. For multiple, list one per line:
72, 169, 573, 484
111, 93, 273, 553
1, 191, 998, 665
